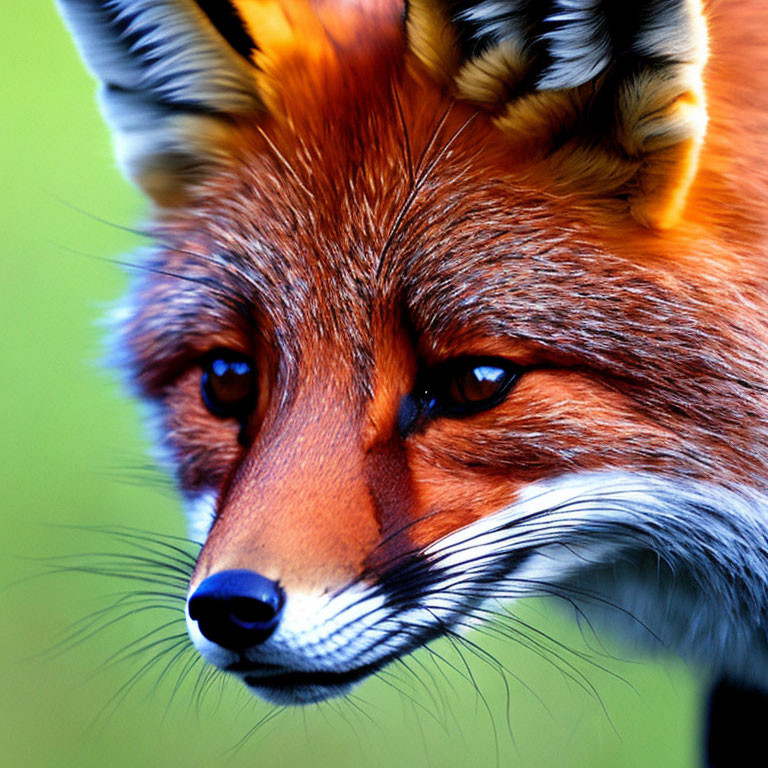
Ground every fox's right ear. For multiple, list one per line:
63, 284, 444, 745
57, 0, 263, 205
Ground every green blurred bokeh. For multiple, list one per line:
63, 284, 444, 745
1, 3, 701, 766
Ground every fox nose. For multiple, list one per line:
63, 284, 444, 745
187, 569, 285, 649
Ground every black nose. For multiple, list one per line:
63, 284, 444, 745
188, 569, 285, 649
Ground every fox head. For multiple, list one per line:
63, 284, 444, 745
58, 0, 768, 706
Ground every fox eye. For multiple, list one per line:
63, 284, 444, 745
447, 362, 511, 405
200, 350, 256, 420
410, 357, 521, 425
436, 358, 520, 415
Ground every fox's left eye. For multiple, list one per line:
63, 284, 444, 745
422, 357, 522, 418
200, 350, 256, 420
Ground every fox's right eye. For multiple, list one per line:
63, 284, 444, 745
200, 350, 256, 421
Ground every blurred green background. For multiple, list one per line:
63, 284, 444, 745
1, 3, 701, 766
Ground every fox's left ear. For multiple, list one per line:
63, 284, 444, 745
57, 0, 263, 205
407, 0, 709, 229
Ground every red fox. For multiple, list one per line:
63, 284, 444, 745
57, 0, 768, 762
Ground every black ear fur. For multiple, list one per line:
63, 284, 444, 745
706, 677, 768, 767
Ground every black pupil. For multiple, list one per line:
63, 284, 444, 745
202, 352, 254, 418
210, 358, 252, 404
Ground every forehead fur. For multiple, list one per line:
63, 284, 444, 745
117, 5, 768, 490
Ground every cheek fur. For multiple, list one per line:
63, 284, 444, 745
410, 370, 686, 484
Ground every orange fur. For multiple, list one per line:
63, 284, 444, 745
126, 0, 765, 594
57, 0, 768, 722
48, 0, 764, 706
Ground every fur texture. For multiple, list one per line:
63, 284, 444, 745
407, 0, 709, 227
58, 0, 768, 725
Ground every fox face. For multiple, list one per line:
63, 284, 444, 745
58, 0, 768, 714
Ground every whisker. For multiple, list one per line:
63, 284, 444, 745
45, 597, 184, 659
391, 80, 414, 187
89, 624, 189, 677
432, 613, 501, 768
46, 191, 153, 239
375, 102, 464, 282
256, 126, 315, 201
394, 654, 450, 731
53, 243, 216, 289
375, 667, 447, 727
225, 705, 286, 757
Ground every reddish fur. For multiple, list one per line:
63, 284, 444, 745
119, 0, 768, 594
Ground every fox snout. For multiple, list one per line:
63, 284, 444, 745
179, 348, 455, 703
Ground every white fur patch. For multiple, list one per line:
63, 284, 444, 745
184, 490, 217, 544
185, 470, 768, 701
539, 0, 613, 89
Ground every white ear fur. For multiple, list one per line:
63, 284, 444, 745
408, 0, 709, 229
57, 0, 262, 204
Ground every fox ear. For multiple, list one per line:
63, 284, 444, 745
57, 0, 262, 205
407, 0, 709, 229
